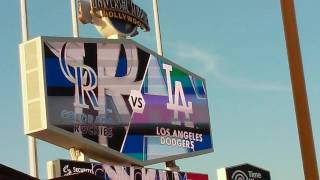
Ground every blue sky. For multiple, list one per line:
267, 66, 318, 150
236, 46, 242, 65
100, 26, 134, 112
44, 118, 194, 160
0, 0, 319, 179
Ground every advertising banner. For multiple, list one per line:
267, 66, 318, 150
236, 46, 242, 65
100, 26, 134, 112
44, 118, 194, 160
47, 159, 209, 180
20, 37, 213, 165
217, 164, 271, 180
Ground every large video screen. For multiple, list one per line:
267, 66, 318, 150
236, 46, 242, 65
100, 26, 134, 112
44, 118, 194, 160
21, 37, 213, 165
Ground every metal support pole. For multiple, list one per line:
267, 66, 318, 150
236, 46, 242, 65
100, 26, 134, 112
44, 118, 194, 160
70, 0, 92, 163
20, 0, 39, 178
280, 0, 319, 179
152, 0, 180, 172
20, 0, 28, 42
153, 0, 163, 56
71, 0, 79, 37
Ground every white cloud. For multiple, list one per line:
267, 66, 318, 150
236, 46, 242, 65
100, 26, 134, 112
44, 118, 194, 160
213, 69, 290, 92
171, 43, 218, 75
169, 42, 290, 92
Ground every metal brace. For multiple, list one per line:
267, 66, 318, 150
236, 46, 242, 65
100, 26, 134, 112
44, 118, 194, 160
69, 148, 90, 162
165, 161, 180, 172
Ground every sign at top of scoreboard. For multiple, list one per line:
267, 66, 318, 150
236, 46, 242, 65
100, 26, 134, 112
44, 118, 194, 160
78, 0, 150, 38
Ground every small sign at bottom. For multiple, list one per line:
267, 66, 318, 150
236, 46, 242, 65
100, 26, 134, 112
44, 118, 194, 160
48, 159, 209, 180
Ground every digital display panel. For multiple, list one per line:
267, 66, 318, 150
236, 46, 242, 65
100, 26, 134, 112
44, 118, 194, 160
20, 37, 213, 165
